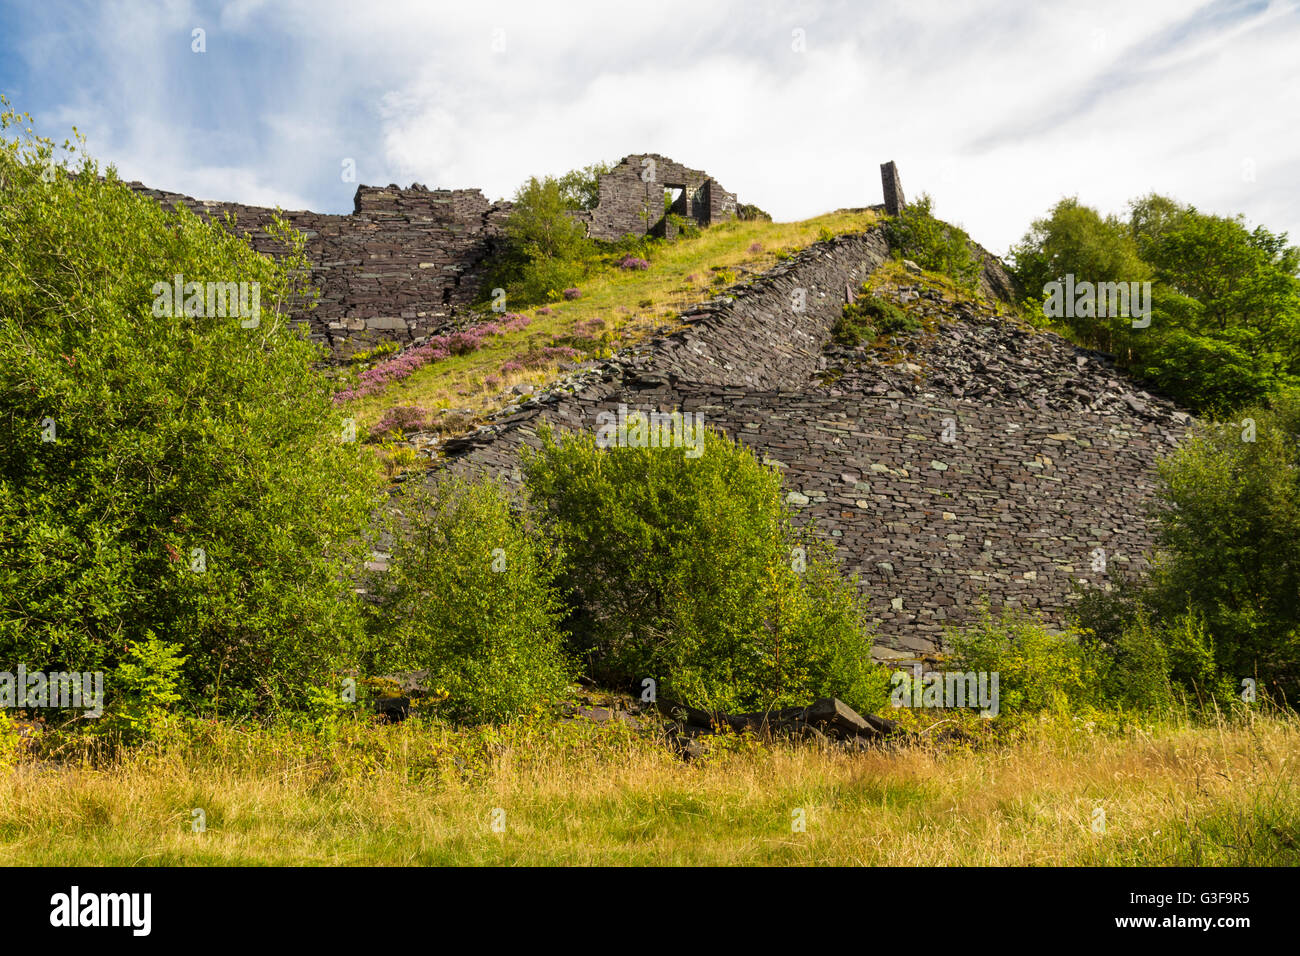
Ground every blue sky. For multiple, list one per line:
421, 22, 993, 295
2, 0, 1298, 253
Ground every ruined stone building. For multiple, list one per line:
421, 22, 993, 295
128, 153, 740, 356
569, 153, 739, 240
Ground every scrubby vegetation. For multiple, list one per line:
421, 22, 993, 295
523, 424, 887, 715
884, 193, 982, 287
832, 290, 921, 346
1009, 194, 1300, 415
0, 102, 378, 722
2, 109, 1297, 867
371, 477, 573, 724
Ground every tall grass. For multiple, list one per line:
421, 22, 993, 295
1, 707, 1294, 865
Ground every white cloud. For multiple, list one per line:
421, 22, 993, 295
8, 0, 1299, 253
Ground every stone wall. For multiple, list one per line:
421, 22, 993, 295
130, 153, 740, 356
577, 154, 738, 240
436, 226, 1189, 654
128, 181, 511, 358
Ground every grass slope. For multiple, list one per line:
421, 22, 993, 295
342, 209, 878, 435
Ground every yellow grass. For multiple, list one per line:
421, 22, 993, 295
1, 709, 1295, 865
342, 209, 877, 433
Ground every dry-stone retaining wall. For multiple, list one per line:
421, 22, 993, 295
437, 227, 1189, 653
128, 181, 510, 358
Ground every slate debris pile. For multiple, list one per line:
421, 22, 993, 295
823, 287, 1190, 430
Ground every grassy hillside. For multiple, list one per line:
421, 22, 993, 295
340, 209, 877, 436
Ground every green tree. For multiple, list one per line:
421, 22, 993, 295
555, 161, 612, 211
484, 174, 592, 305
1148, 395, 1300, 701
375, 477, 573, 724
0, 102, 378, 717
1007, 197, 1151, 353
522, 423, 884, 714
884, 194, 981, 288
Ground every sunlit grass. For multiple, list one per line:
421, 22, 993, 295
1, 708, 1294, 865
341, 209, 878, 432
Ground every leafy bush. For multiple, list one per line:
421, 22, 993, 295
375, 478, 573, 724
480, 174, 593, 307
1146, 396, 1300, 701
946, 609, 1107, 715
665, 213, 701, 239
0, 105, 377, 717
555, 161, 612, 211
1007, 197, 1151, 352
1008, 193, 1300, 414
98, 636, 189, 743
832, 293, 918, 346
1073, 589, 1238, 707
884, 194, 981, 287
522, 424, 880, 714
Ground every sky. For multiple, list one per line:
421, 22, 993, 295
2, 0, 1297, 254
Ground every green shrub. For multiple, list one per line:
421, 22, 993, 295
884, 194, 981, 287
98, 636, 189, 743
1104, 611, 1174, 710
665, 213, 701, 239
832, 293, 917, 346
1073, 589, 1240, 707
482, 174, 593, 307
1147, 396, 1300, 701
0, 104, 377, 717
522, 423, 880, 714
946, 608, 1107, 715
376, 477, 573, 724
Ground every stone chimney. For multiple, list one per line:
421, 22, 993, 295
880, 161, 906, 217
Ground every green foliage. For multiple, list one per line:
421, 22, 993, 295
832, 293, 918, 346
736, 203, 772, 222
665, 213, 701, 239
1147, 395, 1300, 700
484, 174, 594, 306
1009, 192, 1300, 414
884, 194, 981, 287
350, 340, 400, 364
1007, 196, 1152, 353
98, 635, 188, 743
556, 161, 612, 212
522, 424, 880, 714
0, 713, 20, 770
946, 609, 1107, 715
0, 102, 378, 717
1073, 592, 1238, 708
376, 477, 573, 724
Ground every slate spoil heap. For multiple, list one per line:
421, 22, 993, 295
429, 225, 1190, 654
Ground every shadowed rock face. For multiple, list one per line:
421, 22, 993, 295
434, 225, 1189, 654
